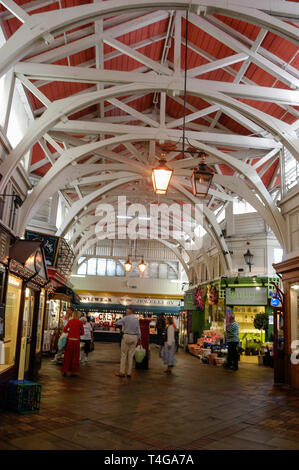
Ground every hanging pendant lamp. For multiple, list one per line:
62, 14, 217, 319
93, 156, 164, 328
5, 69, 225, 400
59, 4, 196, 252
151, 154, 173, 195
138, 258, 147, 273
191, 152, 214, 198
124, 257, 132, 272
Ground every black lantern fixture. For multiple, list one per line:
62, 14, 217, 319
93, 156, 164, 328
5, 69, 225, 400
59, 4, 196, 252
191, 152, 214, 197
244, 249, 254, 272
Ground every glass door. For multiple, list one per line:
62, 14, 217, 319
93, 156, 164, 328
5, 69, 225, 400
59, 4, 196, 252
1, 275, 22, 373
36, 290, 45, 354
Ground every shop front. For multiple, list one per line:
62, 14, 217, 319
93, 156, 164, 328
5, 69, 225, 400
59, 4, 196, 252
43, 269, 81, 354
224, 278, 277, 365
185, 277, 279, 368
274, 257, 299, 389
0, 238, 49, 398
77, 294, 182, 343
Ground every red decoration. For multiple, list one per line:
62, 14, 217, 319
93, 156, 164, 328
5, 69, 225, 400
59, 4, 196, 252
194, 288, 204, 309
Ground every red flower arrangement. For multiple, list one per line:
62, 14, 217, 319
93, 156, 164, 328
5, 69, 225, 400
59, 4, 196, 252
194, 288, 204, 309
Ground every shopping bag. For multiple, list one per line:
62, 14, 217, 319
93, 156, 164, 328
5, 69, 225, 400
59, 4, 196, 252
90, 341, 95, 352
134, 345, 146, 363
58, 333, 68, 350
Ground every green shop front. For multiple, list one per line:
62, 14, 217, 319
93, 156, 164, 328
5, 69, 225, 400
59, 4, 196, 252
222, 276, 279, 364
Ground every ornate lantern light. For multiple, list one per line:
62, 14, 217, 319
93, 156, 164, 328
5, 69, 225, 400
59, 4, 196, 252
191, 152, 214, 197
124, 257, 132, 272
151, 154, 173, 195
138, 258, 147, 273
244, 249, 254, 272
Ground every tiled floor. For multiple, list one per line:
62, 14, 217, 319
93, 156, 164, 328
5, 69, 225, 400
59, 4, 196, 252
1, 343, 299, 450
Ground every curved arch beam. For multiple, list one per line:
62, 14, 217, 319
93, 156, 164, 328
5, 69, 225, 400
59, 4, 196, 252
67, 192, 228, 277
174, 180, 232, 272
18, 130, 285, 253
0, 0, 298, 78
1, 80, 299, 195
72, 233, 192, 282
58, 175, 143, 236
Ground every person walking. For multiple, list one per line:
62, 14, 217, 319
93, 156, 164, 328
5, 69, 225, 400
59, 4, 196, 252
80, 316, 93, 363
161, 316, 177, 375
51, 306, 75, 365
224, 314, 240, 371
61, 310, 84, 377
115, 307, 141, 378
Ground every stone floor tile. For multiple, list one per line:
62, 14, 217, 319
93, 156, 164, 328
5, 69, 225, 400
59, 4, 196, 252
2, 343, 299, 450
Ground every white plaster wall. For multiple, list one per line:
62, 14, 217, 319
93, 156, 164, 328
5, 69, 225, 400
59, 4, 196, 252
70, 274, 184, 296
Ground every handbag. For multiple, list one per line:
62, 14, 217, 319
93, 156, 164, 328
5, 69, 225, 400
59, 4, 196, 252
58, 333, 68, 350
90, 340, 95, 352
135, 345, 146, 363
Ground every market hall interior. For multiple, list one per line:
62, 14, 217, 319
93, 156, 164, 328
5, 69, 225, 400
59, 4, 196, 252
0, 0, 299, 452
2, 343, 299, 451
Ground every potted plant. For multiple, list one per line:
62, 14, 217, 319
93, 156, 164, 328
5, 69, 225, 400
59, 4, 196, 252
253, 313, 269, 346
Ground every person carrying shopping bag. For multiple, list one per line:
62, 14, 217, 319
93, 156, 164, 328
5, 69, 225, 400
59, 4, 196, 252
61, 310, 84, 377
161, 316, 177, 375
115, 307, 141, 378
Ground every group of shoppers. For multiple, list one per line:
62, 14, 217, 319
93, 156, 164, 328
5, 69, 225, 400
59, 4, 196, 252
115, 308, 178, 377
55, 306, 240, 378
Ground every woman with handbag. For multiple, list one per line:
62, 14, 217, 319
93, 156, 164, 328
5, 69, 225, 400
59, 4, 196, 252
161, 316, 177, 375
61, 311, 84, 376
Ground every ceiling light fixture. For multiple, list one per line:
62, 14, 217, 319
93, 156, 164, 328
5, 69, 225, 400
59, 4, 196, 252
138, 258, 147, 273
124, 257, 132, 272
151, 153, 173, 195
154, 9, 214, 198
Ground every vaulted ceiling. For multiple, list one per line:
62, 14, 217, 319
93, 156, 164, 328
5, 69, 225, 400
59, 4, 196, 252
0, 0, 298, 277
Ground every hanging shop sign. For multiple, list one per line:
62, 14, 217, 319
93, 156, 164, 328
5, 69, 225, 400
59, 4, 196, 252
25, 230, 59, 267
226, 287, 268, 306
184, 291, 197, 310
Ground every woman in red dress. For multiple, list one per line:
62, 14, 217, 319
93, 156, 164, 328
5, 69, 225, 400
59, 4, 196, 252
61, 310, 84, 376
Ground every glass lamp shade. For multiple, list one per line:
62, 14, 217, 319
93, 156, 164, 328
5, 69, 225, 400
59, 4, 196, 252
138, 259, 147, 273
244, 249, 254, 266
124, 258, 132, 272
191, 164, 213, 197
152, 159, 173, 195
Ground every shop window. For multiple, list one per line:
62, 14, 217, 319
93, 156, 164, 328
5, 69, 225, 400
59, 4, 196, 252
116, 262, 125, 276
0, 275, 22, 372
97, 258, 106, 276
87, 258, 97, 275
106, 259, 116, 276
159, 263, 168, 279
233, 199, 256, 214
77, 261, 87, 275
274, 248, 283, 264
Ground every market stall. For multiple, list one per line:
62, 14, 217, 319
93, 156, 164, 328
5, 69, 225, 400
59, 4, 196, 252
0, 238, 49, 393
77, 302, 181, 343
